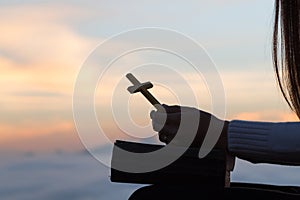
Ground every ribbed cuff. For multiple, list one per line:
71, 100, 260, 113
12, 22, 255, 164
228, 120, 272, 163
228, 120, 300, 165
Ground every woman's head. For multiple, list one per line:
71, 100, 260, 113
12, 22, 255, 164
273, 0, 300, 118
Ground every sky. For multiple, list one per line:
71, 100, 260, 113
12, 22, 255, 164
0, 0, 299, 154
2, 1, 300, 199
1, 151, 300, 200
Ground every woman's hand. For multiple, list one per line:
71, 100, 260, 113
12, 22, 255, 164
150, 104, 228, 150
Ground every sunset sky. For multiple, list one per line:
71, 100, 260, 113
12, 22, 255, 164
1, 0, 298, 154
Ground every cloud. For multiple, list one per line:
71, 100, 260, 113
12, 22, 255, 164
0, 150, 299, 200
10, 90, 65, 97
0, 2, 293, 154
0, 152, 141, 200
232, 110, 298, 122
0, 4, 95, 64
0, 4, 99, 148
0, 120, 85, 153
0, 4, 98, 96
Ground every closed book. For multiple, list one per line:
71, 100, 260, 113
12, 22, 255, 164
110, 140, 226, 187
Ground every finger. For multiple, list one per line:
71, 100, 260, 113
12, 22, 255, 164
151, 111, 181, 125
154, 122, 178, 135
151, 105, 199, 118
164, 104, 200, 113
162, 104, 181, 113
159, 133, 169, 143
152, 121, 164, 132
150, 110, 156, 119
158, 125, 178, 142
158, 131, 175, 144
163, 104, 203, 114
150, 110, 167, 123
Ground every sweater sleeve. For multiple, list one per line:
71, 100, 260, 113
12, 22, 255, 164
228, 120, 300, 165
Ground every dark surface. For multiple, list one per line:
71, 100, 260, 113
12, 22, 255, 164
110, 140, 226, 187
110, 140, 300, 199
128, 183, 300, 200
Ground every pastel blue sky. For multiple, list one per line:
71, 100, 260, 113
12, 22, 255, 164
2, 2, 300, 198
0, 0, 298, 153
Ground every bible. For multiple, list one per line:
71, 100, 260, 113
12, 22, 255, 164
110, 140, 226, 187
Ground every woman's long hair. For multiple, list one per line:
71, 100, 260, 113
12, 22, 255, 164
273, 0, 300, 118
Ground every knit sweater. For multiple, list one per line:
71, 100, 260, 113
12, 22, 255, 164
228, 120, 300, 165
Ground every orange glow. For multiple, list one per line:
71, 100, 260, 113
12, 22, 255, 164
232, 110, 299, 122
0, 120, 83, 153
1, 4, 299, 154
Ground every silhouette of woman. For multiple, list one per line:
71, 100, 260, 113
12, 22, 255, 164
129, 1, 300, 199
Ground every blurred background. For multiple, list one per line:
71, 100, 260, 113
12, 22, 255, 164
1, 0, 300, 199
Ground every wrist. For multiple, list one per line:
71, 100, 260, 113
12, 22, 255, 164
215, 120, 229, 150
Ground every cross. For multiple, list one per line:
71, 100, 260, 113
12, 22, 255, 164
126, 73, 162, 111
